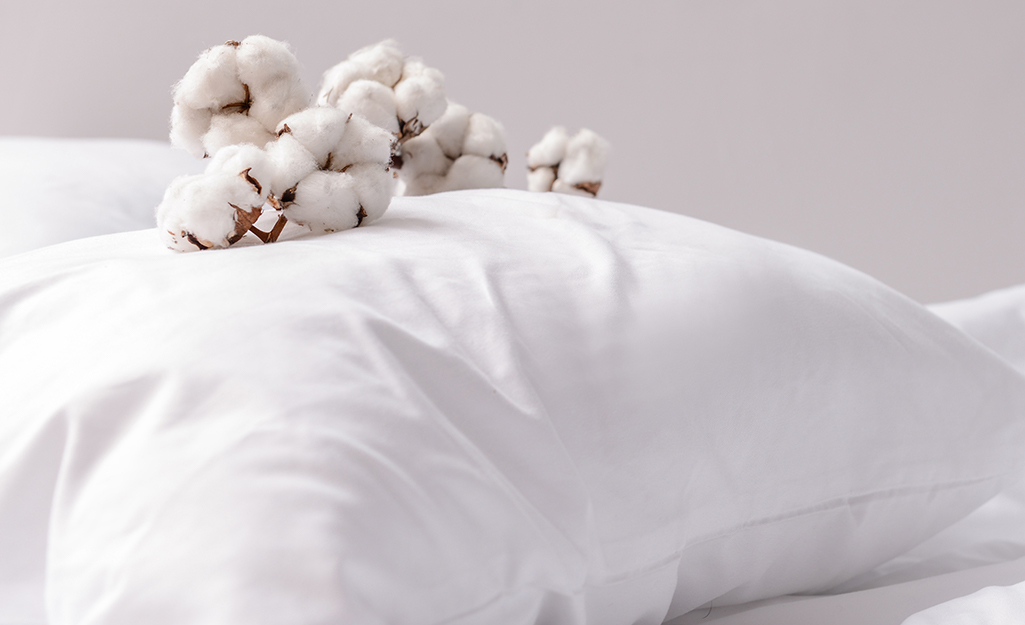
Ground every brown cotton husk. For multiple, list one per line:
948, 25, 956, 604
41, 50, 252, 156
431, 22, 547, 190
491, 153, 509, 173
227, 203, 263, 244
573, 181, 601, 197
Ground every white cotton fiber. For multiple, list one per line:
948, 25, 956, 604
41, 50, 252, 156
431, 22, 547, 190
347, 39, 405, 86
275, 107, 350, 168
526, 127, 610, 197
170, 36, 309, 160
526, 126, 569, 169
443, 155, 505, 192
264, 133, 319, 198
399, 133, 450, 178
170, 106, 213, 159
395, 100, 507, 195
550, 179, 596, 197
526, 167, 557, 193
173, 44, 244, 111
204, 144, 274, 201
462, 113, 506, 163
317, 62, 363, 108
402, 173, 446, 197
558, 128, 610, 186
346, 163, 394, 223
394, 59, 447, 132
335, 79, 400, 134
156, 172, 264, 251
201, 114, 276, 158
317, 40, 405, 107
427, 102, 471, 160
235, 35, 310, 132
285, 170, 362, 233
329, 114, 395, 169
160, 37, 403, 250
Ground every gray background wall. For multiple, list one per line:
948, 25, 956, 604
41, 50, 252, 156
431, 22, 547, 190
1, 0, 1022, 303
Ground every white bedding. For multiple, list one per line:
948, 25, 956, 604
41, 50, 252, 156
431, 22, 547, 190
0, 137, 202, 259
5, 139, 1025, 625
665, 284, 1025, 624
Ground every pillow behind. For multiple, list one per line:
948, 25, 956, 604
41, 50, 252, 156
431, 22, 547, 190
1, 189, 1024, 625
0, 137, 203, 258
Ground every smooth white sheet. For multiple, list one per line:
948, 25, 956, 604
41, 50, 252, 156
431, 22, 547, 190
3, 189, 1025, 625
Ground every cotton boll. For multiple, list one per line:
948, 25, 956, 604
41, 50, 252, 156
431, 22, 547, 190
442, 154, 505, 192
235, 35, 310, 132
399, 133, 450, 178
396, 102, 508, 195
345, 40, 405, 87
526, 126, 569, 169
462, 113, 507, 168
317, 61, 368, 108
527, 166, 556, 193
155, 174, 205, 240
317, 40, 404, 106
345, 163, 394, 224
285, 170, 362, 233
394, 59, 447, 132
275, 107, 350, 168
264, 133, 319, 199
173, 43, 245, 111
170, 105, 213, 158
551, 178, 599, 197
426, 102, 470, 160
204, 143, 274, 201
201, 114, 276, 157
169, 36, 310, 161
558, 128, 610, 187
528, 127, 610, 197
402, 173, 446, 197
336, 79, 400, 134
329, 114, 395, 169
156, 172, 264, 251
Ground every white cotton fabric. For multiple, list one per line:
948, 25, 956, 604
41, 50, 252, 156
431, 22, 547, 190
2, 189, 1025, 625
879, 285, 1025, 625
0, 138, 204, 259
666, 283, 1025, 624
822, 284, 1025, 595
903, 583, 1025, 625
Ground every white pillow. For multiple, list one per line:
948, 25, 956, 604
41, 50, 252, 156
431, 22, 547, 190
0, 137, 203, 258
0, 189, 1023, 625
830, 285, 1025, 593
930, 284, 1025, 374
